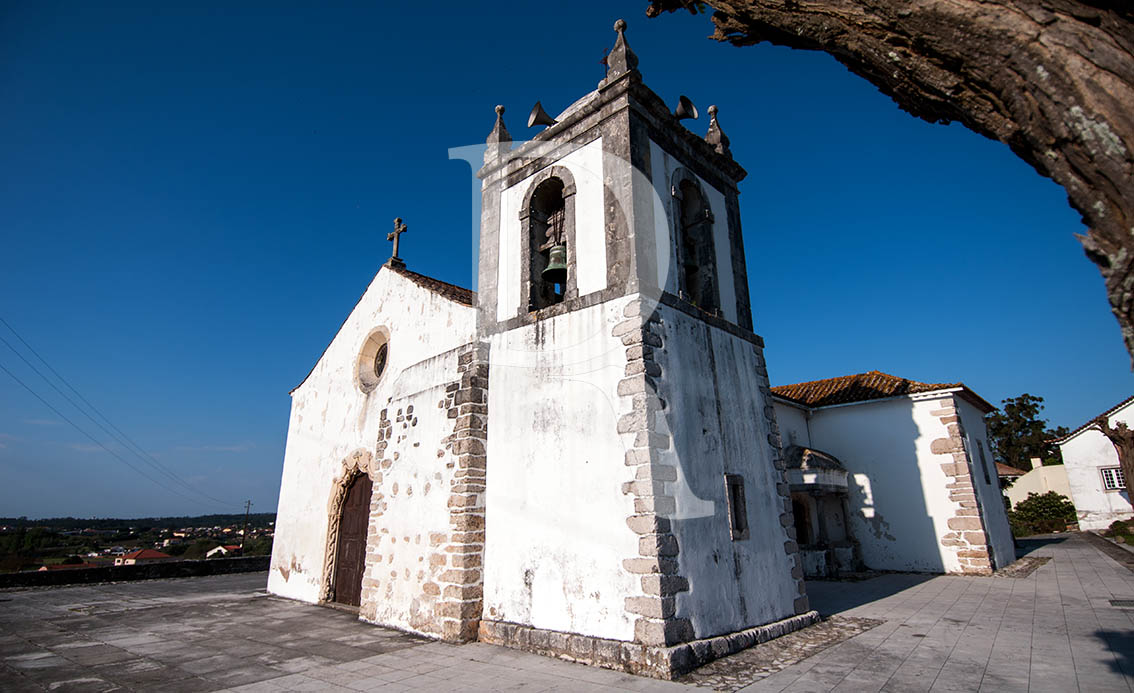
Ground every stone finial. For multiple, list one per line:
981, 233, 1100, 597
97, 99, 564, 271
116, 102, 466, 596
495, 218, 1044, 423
602, 18, 639, 86
705, 105, 732, 157
484, 105, 512, 163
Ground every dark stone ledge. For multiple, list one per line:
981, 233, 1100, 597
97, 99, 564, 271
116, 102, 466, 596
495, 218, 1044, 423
0, 556, 270, 590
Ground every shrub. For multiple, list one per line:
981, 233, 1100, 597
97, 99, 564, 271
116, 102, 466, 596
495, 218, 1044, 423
1104, 519, 1134, 544
1008, 491, 1077, 536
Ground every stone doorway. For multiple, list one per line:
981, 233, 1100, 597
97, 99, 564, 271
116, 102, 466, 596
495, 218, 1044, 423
332, 473, 372, 607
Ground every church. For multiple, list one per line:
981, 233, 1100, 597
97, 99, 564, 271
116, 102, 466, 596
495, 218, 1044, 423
268, 20, 819, 679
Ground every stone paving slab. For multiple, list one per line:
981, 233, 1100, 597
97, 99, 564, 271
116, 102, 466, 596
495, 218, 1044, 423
2, 535, 1133, 691
744, 535, 1134, 692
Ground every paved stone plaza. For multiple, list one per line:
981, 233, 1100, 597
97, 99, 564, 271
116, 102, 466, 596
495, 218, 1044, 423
2, 534, 1132, 691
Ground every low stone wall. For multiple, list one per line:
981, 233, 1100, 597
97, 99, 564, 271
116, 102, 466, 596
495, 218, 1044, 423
479, 610, 821, 679
0, 556, 270, 590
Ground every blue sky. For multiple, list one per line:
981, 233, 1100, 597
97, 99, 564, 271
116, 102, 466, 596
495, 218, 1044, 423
1, 2, 1129, 519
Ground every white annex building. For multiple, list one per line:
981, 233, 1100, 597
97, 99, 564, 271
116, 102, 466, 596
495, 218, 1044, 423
770, 371, 1015, 576
1055, 395, 1134, 530
269, 22, 817, 679
999, 457, 1072, 510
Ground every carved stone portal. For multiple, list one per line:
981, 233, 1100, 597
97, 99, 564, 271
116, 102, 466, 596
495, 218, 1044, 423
320, 449, 375, 603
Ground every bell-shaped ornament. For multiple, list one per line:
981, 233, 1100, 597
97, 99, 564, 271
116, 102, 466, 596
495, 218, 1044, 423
542, 244, 568, 284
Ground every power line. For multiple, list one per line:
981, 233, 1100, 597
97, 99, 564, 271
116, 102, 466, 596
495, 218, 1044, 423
0, 316, 205, 491
0, 358, 231, 510
0, 327, 236, 508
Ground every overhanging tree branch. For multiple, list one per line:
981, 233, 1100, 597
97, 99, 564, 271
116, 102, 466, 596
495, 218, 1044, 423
647, 0, 1134, 357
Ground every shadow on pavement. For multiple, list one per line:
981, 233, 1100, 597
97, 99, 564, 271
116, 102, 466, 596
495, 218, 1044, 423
805, 573, 935, 617
1015, 534, 1070, 557
1097, 628, 1134, 678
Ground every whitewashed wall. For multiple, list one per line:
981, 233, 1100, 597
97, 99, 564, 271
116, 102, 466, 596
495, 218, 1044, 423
1004, 465, 1071, 509
647, 140, 737, 324
269, 268, 475, 604
803, 397, 961, 572
1060, 401, 1134, 530
774, 401, 812, 449
654, 306, 796, 637
955, 398, 1015, 569
359, 348, 464, 634
482, 297, 640, 641
496, 138, 606, 321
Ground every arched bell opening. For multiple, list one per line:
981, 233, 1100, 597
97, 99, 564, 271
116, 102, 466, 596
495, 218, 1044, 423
518, 166, 578, 315
670, 169, 720, 314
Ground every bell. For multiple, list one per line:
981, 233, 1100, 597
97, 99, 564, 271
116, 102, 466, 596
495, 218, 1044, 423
542, 244, 568, 284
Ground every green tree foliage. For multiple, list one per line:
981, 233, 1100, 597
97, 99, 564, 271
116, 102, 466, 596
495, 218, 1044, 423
242, 536, 273, 556
180, 539, 216, 560
1007, 491, 1077, 536
985, 394, 1069, 472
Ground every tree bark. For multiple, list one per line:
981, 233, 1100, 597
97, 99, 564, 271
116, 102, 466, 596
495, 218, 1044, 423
647, 0, 1134, 356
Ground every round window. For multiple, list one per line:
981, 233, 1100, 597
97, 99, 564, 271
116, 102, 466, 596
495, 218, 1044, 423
357, 329, 390, 393
373, 342, 388, 380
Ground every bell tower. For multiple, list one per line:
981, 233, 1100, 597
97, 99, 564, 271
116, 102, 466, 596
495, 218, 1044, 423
473, 19, 813, 679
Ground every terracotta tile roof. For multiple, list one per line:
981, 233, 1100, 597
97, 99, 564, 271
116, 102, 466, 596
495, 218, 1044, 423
996, 463, 1026, 477
1052, 393, 1134, 444
390, 266, 475, 307
771, 370, 994, 412
120, 549, 172, 560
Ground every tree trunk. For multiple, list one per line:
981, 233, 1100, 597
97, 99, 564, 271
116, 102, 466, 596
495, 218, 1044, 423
647, 0, 1134, 356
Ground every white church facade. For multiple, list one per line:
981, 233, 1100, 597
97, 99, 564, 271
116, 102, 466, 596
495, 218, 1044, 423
269, 21, 815, 679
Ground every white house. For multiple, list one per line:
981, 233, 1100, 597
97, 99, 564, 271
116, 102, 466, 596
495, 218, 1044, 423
1054, 395, 1134, 530
269, 21, 814, 680
771, 371, 1015, 575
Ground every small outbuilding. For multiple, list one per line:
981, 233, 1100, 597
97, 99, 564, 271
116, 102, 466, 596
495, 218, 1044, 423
999, 458, 1071, 510
772, 371, 1015, 575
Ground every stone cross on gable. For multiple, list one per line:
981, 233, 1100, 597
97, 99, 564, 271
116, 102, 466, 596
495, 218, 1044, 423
386, 217, 407, 269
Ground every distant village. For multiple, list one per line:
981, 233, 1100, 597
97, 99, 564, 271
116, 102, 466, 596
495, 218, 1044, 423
0, 513, 275, 573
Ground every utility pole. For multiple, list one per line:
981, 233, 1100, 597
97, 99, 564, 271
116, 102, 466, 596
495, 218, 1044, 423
239, 500, 252, 556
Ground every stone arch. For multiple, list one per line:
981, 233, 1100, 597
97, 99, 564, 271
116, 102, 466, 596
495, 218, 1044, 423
669, 167, 719, 313
518, 165, 578, 312
320, 448, 376, 602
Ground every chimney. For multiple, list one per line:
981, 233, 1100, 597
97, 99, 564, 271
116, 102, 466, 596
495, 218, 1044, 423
1030, 457, 1043, 470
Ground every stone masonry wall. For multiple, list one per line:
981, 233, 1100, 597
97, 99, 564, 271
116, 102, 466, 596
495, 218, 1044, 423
614, 297, 695, 647
432, 343, 490, 641
930, 396, 994, 575
751, 343, 810, 614
357, 343, 489, 639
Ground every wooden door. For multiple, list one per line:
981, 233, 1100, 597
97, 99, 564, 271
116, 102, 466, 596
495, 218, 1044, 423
333, 474, 372, 607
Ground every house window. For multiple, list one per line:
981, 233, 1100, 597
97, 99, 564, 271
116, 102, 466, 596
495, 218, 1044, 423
724, 474, 749, 540
1102, 467, 1126, 491
673, 175, 718, 313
